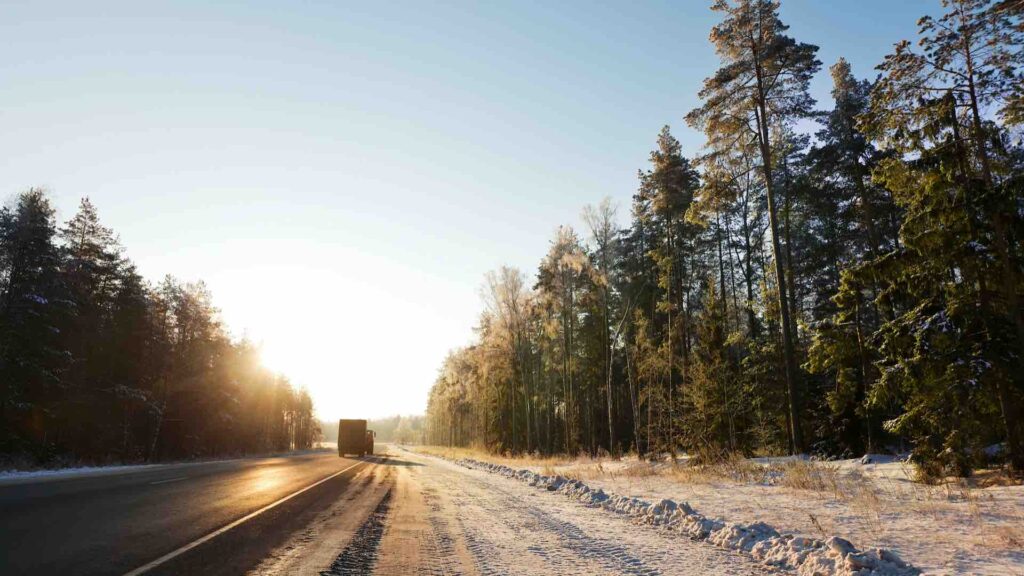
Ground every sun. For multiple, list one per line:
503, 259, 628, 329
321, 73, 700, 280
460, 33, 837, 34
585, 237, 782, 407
257, 339, 295, 375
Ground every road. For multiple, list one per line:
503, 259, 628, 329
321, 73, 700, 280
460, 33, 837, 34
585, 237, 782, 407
0, 446, 771, 575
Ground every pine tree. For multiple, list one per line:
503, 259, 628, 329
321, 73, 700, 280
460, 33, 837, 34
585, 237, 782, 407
638, 126, 700, 454
619, 191, 660, 456
58, 198, 127, 455
687, 0, 821, 453
536, 230, 590, 453
582, 199, 621, 455
105, 263, 156, 459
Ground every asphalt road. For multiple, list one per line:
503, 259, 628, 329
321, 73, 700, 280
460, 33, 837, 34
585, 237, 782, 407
1, 448, 772, 576
0, 450, 369, 576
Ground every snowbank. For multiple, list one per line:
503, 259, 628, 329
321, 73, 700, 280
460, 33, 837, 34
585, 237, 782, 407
454, 457, 920, 576
0, 463, 163, 482
0, 447, 333, 484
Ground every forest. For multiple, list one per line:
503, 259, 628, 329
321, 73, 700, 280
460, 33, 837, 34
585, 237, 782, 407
319, 415, 425, 445
425, 0, 1024, 479
0, 192, 319, 466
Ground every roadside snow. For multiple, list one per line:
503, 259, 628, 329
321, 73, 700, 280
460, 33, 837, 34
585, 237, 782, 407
0, 463, 164, 482
0, 448, 333, 484
462, 453, 1023, 576
452, 458, 919, 576
405, 449, 774, 575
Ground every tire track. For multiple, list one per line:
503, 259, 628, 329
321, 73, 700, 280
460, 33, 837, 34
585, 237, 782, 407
448, 467, 660, 575
411, 450, 772, 576
319, 487, 393, 575
420, 486, 458, 576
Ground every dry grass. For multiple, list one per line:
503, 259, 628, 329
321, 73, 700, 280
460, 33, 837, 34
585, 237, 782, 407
617, 461, 661, 478
414, 444, 1024, 566
668, 453, 769, 485
775, 459, 841, 493
991, 524, 1024, 548
413, 444, 586, 471
672, 457, 1024, 559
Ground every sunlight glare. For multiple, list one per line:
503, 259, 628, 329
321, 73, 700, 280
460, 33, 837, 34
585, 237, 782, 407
206, 239, 477, 422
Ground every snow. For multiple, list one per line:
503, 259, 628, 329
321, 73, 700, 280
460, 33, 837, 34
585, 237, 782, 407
983, 444, 1006, 458
0, 448, 334, 485
398, 447, 774, 575
0, 463, 164, 483
858, 454, 904, 466
450, 453, 1023, 575
451, 457, 920, 576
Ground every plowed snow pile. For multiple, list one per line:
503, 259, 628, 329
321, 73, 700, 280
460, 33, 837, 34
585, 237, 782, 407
454, 458, 919, 576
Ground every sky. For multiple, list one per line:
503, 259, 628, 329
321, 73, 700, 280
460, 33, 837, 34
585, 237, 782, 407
0, 0, 937, 420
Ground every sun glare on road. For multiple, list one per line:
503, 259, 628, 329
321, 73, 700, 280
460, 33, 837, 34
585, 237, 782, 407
248, 467, 288, 494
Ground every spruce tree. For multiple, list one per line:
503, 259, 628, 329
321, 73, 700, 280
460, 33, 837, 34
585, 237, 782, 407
685, 281, 735, 458
863, 0, 1024, 473
0, 190, 67, 455
59, 198, 126, 455
804, 60, 899, 456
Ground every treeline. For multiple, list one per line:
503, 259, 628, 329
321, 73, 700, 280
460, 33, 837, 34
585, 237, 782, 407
319, 416, 424, 444
369, 415, 425, 444
0, 191, 319, 466
426, 0, 1024, 478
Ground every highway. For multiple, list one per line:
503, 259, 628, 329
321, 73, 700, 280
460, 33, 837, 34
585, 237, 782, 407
0, 450, 368, 576
0, 447, 770, 575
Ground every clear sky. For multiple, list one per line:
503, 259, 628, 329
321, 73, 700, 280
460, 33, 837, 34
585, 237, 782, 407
0, 0, 936, 420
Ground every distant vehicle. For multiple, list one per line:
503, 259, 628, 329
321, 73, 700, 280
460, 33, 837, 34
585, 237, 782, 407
338, 419, 369, 456
365, 429, 375, 455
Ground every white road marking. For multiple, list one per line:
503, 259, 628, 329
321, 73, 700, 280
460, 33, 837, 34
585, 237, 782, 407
122, 458, 369, 576
149, 476, 188, 485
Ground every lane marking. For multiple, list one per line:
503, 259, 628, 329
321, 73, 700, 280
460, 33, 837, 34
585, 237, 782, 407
122, 458, 369, 576
149, 476, 188, 485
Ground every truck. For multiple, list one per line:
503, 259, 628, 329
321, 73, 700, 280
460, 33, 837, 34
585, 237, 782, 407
364, 429, 375, 456
337, 419, 375, 456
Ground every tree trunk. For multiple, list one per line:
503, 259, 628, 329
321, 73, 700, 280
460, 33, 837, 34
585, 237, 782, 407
753, 74, 804, 454
605, 288, 616, 456
741, 195, 759, 338
963, 47, 1024, 473
783, 164, 800, 347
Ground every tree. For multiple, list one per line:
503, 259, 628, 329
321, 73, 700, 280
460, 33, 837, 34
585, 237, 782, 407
863, 0, 1024, 473
58, 198, 128, 454
536, 230, 591, 453
687, 0, 821, 454
582, 198, 621, 455
0, 190, 323, 465
685, 280, 736, 458
417, 0, 1023, 479
638, 126, 700, 453
803, 59, 900, 456
0, 190, 67, 455
482, 266, 533, 452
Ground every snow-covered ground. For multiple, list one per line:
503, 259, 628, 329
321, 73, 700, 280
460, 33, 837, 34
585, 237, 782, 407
420, 449, 1022, 576
397, 448, 773, 575
255, 446, 771, 575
